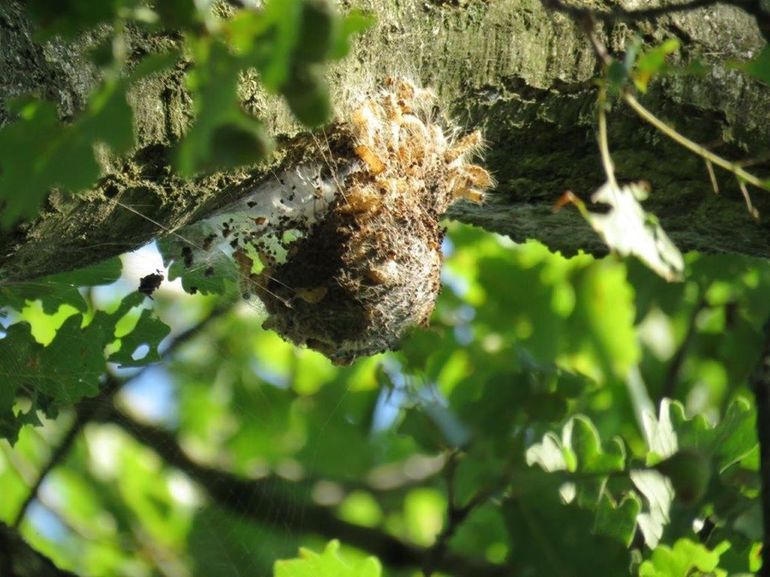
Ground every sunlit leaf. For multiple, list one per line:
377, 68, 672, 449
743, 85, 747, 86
633, 39, 680, 92
274, 540, 381, 577
585, 181, 684, 281
639, 538, 729, 577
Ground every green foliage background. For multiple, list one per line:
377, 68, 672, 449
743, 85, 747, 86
1, 1, 770, 577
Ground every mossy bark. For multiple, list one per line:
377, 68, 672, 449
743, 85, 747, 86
1, 0, 769, 282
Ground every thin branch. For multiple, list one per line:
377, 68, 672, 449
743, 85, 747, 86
12, 303, 232, 529
542, 0, 721, 23
11, 379, 122, 529
542, 0, 770, 43
576, 12, 770, 219
749, 315, 770, 577
422, 450, 464, 577
623, 92, 769, 194
422, 442, 525, 577
0, 522, 80, 577
705, 160, 719, 194
96, 408, 509, 577
596, 88, 617, 187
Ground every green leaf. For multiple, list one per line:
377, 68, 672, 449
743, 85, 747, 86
633, 38, 680, 92
503, 489, 631, 576
0, 292, 169, 442
639, 538, 728, 577
653, 450, 711, 504
329, 10, 375, 60
594, 492, 642, 547
647, 398, 757, 472
631, 469, 674, 548
0, 257, 122, 314
568, 415, 626, 473
175, 41, 272, 175
108, 308, 171, 367
743, 45, 770, 86
0, 79, 134, 227
274, 541, 381, 577
712, 398, 757, 471
157, 232, 240, 296
526, 415, 626, 476
26, 0, 122, 39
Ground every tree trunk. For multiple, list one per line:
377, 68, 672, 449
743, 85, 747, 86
1, 0, 768, 283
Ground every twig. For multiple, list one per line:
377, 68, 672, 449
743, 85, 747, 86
749, 315, 770, 577
542, 0, 721, 24
623, 92, 769, 195
705, 160, 719, 194
11, 379, 121, 529
597, 87, 617, 187
96, 408, 509, 577
422, 450, 464, 577
578, 13, 770, 218
0, 522, 80, 577
542, 0, 770, 43
737, 178, 760, 220
11, 304, 231, 529
422, 446, 522, 576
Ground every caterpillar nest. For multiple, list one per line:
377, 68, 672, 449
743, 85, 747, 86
254, 79, 492, 364
196, 78, 492, 365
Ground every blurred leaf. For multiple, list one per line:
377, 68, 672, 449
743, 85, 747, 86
175, 40, 272, 175
639, 538, 728, 577
294, 1, 336, 64
281, 66, 332, 127
606, 60, 629, 97
594, 492, 642, 546
329, 10, 375, 60
0, 257, 122, 313
0, 49, 178, 228
26, 0, 122, 38
153, 0, 199, 30
274, 540, 381, 577
743, 45, 770, 86
633, 38, 680, 92
190, 507, 300, 577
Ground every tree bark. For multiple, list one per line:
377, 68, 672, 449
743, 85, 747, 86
0, 0, 769, 283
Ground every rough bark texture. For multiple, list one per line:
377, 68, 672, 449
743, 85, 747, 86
0, 0, 769, 283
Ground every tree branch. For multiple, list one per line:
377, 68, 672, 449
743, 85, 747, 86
542, 0, 770, 41
0, 523, 80, 577
96, 408, 510, 577
11, 303, 232, 529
